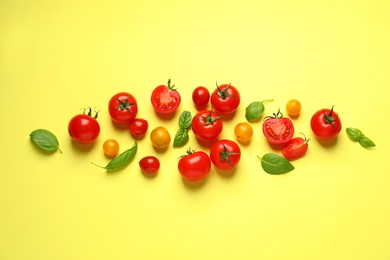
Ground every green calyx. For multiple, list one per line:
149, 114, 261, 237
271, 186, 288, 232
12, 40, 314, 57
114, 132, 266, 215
115, 96, 135, 112
201, 110, 221, 125
216, 82, 234, 99
219, 144, 240, 168
323, 105, 338, 128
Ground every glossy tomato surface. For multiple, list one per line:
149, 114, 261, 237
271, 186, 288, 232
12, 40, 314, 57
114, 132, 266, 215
129, 118, 148, 138
150, 126, 171, 149
210, 83, 240, 115
178, 151, 211, 181
139, 156, 160, 174
151, 79, 181, 114
210, 139, 241, 170
108, 92, 138, 124
282, 135, 309, 160
192, 109, 223, 142
310, 106, 342, 140
192, 86, 210, 110
68, 113, 100, 144
103, 139, 120, 157
262, 111, 294, 145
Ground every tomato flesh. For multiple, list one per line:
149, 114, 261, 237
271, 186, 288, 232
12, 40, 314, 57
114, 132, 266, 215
262, 117, 294, 145
282, 137, 308, 160
151, 85, 181, 114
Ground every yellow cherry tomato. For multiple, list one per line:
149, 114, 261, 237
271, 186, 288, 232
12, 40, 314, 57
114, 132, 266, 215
234, 122, 253, 143
286, 99, 302, 116
103, 139, 120, 157
150, 126, 171, 149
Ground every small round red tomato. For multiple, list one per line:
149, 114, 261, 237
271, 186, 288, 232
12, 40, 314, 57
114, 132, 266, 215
262, 110, 294, 145
103, 139, 120, 157
192, 86, 210, 110
139, 156, 160, 175
234, 122, 253, 143
178, 149, 211, 181
150, 126, 171, 149
151, 79, 181, 114
108, 92, 138, 124
282, 133, 310, 160
192, 110, 223, 142
286, 99, 302, 116
129, 118, 148, 138
68, 107, 100, 144
310, 106, 342, 140
210, 83, 240, 115
210, 139, 241, 170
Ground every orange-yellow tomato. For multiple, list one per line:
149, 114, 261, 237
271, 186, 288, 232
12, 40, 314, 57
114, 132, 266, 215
286, 99, 302, 116
103, 139, 120, 157
150, 126, 171, 149
234, 122, 253, 143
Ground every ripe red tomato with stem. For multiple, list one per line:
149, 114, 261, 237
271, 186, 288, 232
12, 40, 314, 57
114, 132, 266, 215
151, 79, 181, 114
282, 133, 310, 160
192, 86, 210, 110
210, 82, 240, 115
108, 92, 138, 124
68, 107, 100, 144
178, 149, 211, 181
139, 156, 160, 175
129, 118, 148, 138
192, 109, 223, 142
210, 139, 241, 170
310, 105, 342, 140
262, 109, 294, 145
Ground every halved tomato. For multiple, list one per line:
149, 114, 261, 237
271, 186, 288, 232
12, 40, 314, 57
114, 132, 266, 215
262, 110, 294, 145
151, 79, 181, 114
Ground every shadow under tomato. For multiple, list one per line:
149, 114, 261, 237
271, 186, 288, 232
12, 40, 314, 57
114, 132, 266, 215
195, 138, 217, 149
155, 110, 177, 120
70, 139, 96, 152
111, 120, 130, 130
215, 167, 237, 178
219, 110, 237, 121
182, 177, 207, 189
141, 170, 158, 179
316, 136, 338, 147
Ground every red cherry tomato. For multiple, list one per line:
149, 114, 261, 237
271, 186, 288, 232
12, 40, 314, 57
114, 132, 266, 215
210, 83, 240, 115
310, 106, 342, 140
282, 133, 310, 160
151, 79, 181, 114
192, 86, 210, 110
192, 109, 223, 142
68, 107, 100, 144
262, 110, 294, 145
139, 156, 160, 175
210, 139, 241, 170
129, 118, 148, 138
178, 149, 211, 181
108, 92, 138, 124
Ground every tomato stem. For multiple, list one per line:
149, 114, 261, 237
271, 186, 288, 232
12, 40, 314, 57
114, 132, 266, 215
200, 110, 221, 125
115, 96, 135, 112
219, 144, 240, 168
322, 105, 338, 129
215, 82, 234, 99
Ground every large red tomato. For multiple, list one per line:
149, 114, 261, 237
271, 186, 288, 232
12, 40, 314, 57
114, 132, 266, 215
108, 92, 138, 124
310, 106, 342, 140
210, 139, 241, 170
178, 150, 211, 181
210, 83, 240, 115
191, 109, 223, 142
151, 79, 181, 114
68, 107, 100, 144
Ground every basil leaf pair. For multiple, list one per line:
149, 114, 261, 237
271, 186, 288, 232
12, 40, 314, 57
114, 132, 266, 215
30, 129, 62, 154
346, 127, 375, 148
173, 111, 192, 148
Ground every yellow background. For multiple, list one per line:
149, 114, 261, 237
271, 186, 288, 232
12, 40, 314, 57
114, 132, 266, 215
1, 0, 389, 259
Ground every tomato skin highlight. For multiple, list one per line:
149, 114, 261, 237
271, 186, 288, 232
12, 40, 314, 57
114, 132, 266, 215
282, 137, 309, 160
310, 106, 342, 140
286, 99, 302, 116
262, 111, 294, 145
68, 114, 100, 144
129, 118, 148, 138
103, 139, 120, 157
234, 122, 253, 143
192, 86, 210, 110
139, 156, 160, 174
211, 83, 240, 115
108, 92, 138, 124
178, 151, 211, 181
150, 126, 171, 149
192, 110, 223, 142
210, 139, 241, 170
151, 80, 181, 114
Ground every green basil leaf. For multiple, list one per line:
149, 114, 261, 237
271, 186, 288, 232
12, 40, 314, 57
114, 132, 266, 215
178, 111, 192, 129
258, 153, 294, 174
359, 137, 376, 148
173, 128, 189, 148
92, 141, 137, 171
245, 99, 273, 121
346, 127, 363, 142
30, 129, 62, 154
